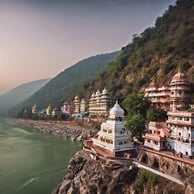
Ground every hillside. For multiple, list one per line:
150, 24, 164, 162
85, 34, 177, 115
13, 52, 119, 112
86, 0, 194, 102
0, 78, 49, 116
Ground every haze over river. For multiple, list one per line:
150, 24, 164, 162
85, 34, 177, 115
0, 118, 81, 194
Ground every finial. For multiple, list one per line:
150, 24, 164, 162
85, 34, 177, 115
178, 66, 181, 74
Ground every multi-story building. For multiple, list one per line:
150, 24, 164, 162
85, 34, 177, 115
167, 111, 194, 158
80, 98, 87, 114
92, 101, 134, 156
62, 101, 74, 115
73, 95, 80, 114
143, 71, 194, 158
169, 71, 191, 111
143, 122, 168, 151
145, 86, 170, 110
145, 71, 191, 111
89, 88, 112, 117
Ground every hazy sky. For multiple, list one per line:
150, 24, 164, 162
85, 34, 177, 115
0, 0, 175, 94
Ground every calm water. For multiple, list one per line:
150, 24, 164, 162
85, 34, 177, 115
0, 119, 81, 194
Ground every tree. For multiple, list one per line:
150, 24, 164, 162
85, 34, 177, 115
125, 114, 145, 141
122, 93, 150, 119
146, 108, 167, 122
122, 93, 150, 141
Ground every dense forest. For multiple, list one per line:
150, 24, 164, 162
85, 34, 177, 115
12, 52, 119, 113
86, 0, 194, 102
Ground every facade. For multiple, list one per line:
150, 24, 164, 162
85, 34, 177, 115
80, 98, 87, 114
46, 104, 52, 116
145, 71, 191, 111
52, 107, 61, 117
62, 101, 74, 115
143, 71, 194, 158
167, 111, 194, 157
169, 71, 191, 111
145, 86, 170, 110
143, 122, 168, 151
89, 88, 111, 117
32, 104, 38, 114
74, 95, 80, 114
92, 101, 134, 156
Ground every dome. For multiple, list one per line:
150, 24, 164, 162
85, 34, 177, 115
95, 90, 101, 96
171, 71, 188, 84
102, 88, 108, 95
109, 101, 124, 119
74, 95, 79, 100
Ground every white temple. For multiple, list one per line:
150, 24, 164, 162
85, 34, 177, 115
92, 101, 134, 156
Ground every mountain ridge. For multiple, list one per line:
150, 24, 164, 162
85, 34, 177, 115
12, 51, 119, 113
0, 78, 49, 115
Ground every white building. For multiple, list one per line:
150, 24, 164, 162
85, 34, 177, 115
167, 111, 194, 158
92, 101, 134, 156
89, 88, 111, 117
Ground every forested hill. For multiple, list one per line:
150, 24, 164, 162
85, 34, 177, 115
13, 51, 119, 112
86, 0, 194, 101
0, 78, 49, 116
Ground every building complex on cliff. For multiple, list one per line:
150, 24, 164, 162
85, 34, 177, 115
144, 71, 194, 158
84, 101, 135, 157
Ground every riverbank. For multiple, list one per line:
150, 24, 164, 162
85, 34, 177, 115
9, 118, 99, 141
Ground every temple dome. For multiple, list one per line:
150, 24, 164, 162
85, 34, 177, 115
171, 71, 187, 84
109, 101, 124, 119
102, 88, 108, 95
95, 90, 101, 96
74, 95, 79, 100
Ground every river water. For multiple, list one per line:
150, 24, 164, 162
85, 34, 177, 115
0, 119, 81, 194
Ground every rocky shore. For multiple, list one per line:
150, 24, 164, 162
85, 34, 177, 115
52, 149, 186, 194
10, 118, 98, 141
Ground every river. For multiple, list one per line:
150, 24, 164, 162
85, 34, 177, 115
0, 118, 81, 194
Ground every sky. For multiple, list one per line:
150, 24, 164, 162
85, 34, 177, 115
0, 0, 175, 95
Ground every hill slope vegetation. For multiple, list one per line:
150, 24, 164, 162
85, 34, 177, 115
13, 52, 119, 112
86, 0, 194, 102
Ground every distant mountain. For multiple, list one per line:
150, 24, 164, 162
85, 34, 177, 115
87, 0, 194, 102
13, 51, 119, 113
0, 79, 49, 116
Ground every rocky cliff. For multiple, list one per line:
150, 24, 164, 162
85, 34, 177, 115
52, 149, 187, 194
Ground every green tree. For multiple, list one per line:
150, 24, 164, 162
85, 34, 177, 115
146, 108, 167, 122
122, 94, 150, 141
122, 93, 150, 119
125, 114, 145, 141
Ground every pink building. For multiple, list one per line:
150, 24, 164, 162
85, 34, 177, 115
145, 86, 170, 110
62, 101, 74, 115
143, 122, 168, 151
